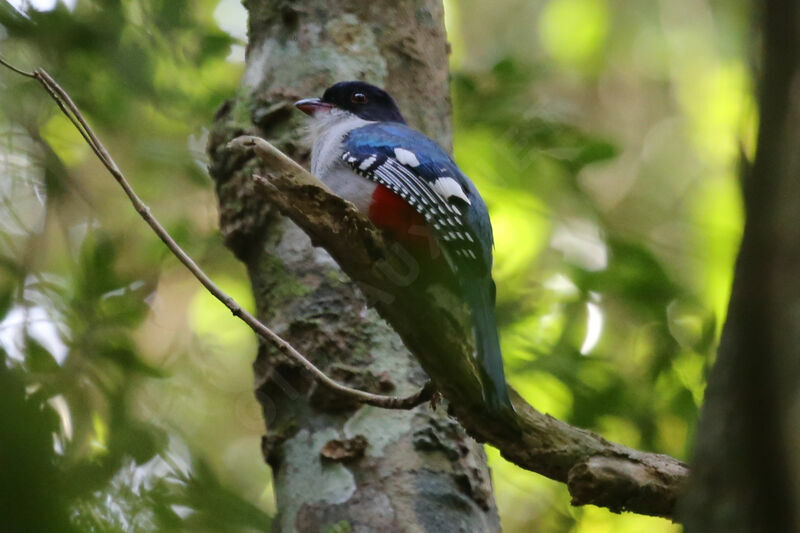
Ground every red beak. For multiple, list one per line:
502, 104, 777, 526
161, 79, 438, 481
295, 98, 334, 115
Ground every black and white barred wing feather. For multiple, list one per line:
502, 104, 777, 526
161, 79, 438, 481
343, 123, 514, 417
342, 122, 494, 277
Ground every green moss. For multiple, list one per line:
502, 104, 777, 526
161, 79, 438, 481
253, 253, 312, 305
231, 93, 254, 129
325, 521, 352, 533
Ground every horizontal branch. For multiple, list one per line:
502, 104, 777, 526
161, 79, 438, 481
227, 135, 689, 519
0, 58, 433, 411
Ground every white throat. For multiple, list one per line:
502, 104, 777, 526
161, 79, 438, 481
307, 109, 372, 178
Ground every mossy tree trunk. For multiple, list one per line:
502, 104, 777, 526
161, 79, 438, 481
208, 1, 501, 531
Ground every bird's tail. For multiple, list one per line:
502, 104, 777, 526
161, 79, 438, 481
464, 281, 516, 421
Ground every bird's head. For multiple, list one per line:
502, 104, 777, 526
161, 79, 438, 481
295, 81, 406, 124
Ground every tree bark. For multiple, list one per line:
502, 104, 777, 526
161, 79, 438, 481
208, 1, 501, 532
679, 0, 800, 530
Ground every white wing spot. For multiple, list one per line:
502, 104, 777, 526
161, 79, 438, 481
359, 155, 377, 170
394, 148, 420, 167
433, 177, 471, 205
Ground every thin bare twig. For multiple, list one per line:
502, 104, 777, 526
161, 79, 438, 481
0, 58, 433, 410
0, 56, 35, 78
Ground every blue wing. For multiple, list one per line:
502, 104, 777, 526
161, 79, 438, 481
345, 123, 514, 417
342, 122, 494, 277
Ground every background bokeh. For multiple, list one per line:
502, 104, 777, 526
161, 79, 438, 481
0, 0, 751, 531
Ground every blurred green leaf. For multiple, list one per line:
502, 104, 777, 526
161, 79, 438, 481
25, 335, 61, 373
0, 284, 13, 320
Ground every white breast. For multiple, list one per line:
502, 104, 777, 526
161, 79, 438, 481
308, 110, 377, 214
319, 165, 378, 213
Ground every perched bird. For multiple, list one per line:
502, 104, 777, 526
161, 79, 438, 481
295, 81, 515, 419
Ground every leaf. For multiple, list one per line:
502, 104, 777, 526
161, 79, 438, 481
25, 336, 61, 374
0, 285, 13, 321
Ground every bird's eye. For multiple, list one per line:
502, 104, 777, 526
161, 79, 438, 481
351, 92, 368, 104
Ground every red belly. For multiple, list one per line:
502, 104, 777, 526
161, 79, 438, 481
368, 185, 438, 257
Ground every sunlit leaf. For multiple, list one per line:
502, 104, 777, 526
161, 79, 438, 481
539, 0, 609, 71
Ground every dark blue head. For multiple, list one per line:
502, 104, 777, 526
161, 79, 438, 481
295, 81, 406, 123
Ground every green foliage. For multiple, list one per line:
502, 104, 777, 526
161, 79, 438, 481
446, 0, 750, 530
1, 1, 269, 531
1, 359, 79, 533
0, 0, 750, 531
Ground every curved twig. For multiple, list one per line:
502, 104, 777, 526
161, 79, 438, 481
0, 56, 35, 78
1, 56, 690, 518
0, 58, 433, 411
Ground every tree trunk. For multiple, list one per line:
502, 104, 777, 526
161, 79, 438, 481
207, 1, 501, 532
679, 0, 800, 530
